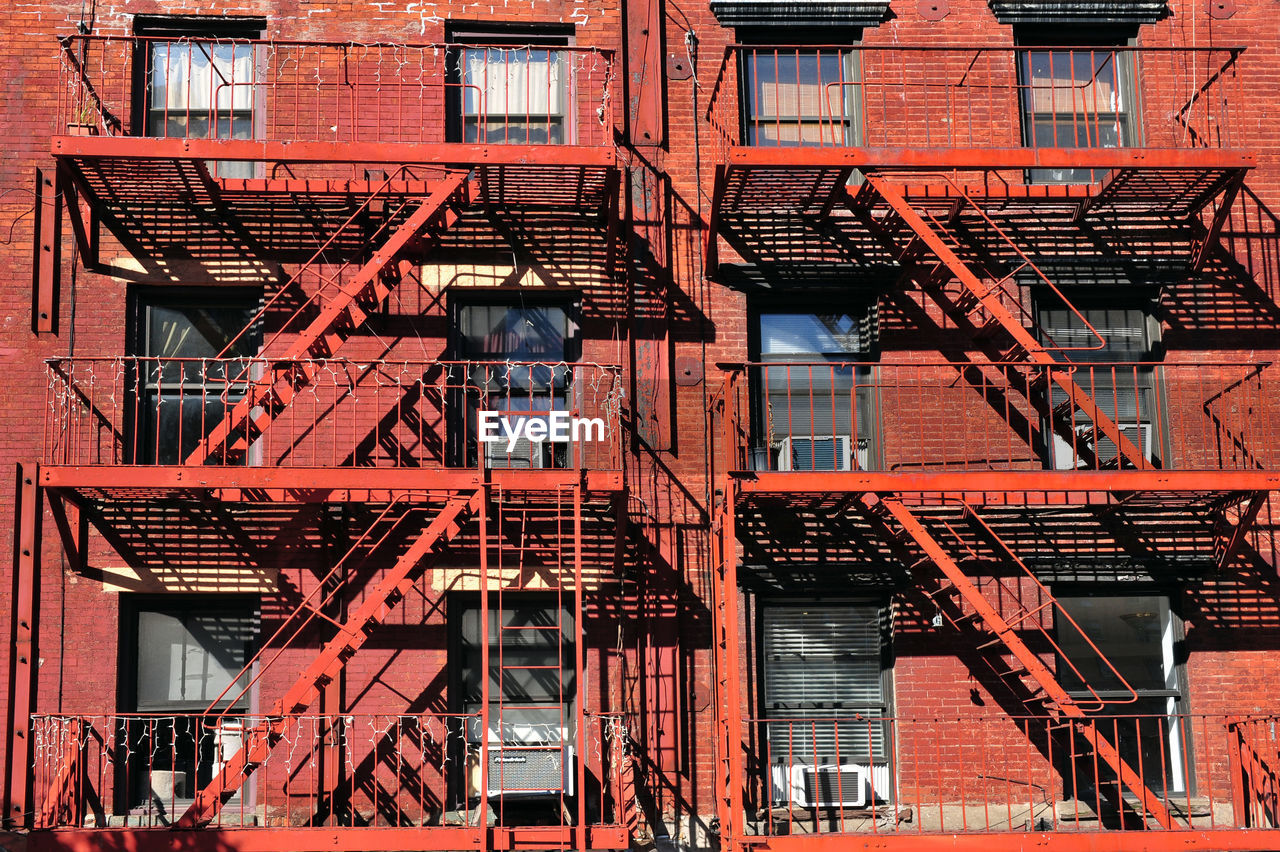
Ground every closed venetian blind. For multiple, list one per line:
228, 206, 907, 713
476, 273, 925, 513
763, 604, 888, 764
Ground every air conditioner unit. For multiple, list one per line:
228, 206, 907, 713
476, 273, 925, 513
1052, 422, 1151, 470
777, 435, 853, 472
465, 717, 574, 799
771, 763, 870, 808
487, 743, 575, 798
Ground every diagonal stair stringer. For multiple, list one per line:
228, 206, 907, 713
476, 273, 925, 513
862, 493, 1177, 830
175, 489, 483, 828
185, 171, 471, 466
862, 175, 1154, 472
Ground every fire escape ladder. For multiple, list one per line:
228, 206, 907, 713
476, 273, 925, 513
174, 489, 483, 829
184, 171, 471, 466
863, 494, 1178, 830
861, 175, 1154, 472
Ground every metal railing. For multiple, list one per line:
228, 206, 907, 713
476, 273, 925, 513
57, 36, 615, 147
718, 361, 1277, 474
706, 45, 1246, 160
44, 358, 625, 471
740, 713, 1264, 835
32, 712, 630, 830
1227, 715, 1280, 828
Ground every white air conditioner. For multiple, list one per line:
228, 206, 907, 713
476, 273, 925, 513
771, 762, 891, 809
1052, 422, 1152, 470
485, 743, 575, 798
777, 435, 853, 472
465, 719, 574, 799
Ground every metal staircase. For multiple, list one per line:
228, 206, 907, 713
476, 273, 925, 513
185, 170, 472, 465
861, 493, 1178, 828
176, 490, 483, 828
852, 174, 1156, 472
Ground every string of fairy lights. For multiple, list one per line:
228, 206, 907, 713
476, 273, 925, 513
29, 712, 631, 828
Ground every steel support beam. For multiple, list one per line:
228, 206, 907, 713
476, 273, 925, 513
1217, 491, 1269, 571
624, 0, 665, 146
40, 466, 624, 497
733, 470, 1280, 494
23, 825, 631, 852
726, 146, 1254, 171
31, 169, 60, 334
52, 136, 618, 168
56, 164, 98, 272
1192, 170, 1245, 271
738, 830, 1280, 852
3, 463, 41, 829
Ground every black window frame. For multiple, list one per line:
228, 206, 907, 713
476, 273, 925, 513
446, 591, 576, 805
1015, 25, 1143, 184
736, 28, 864, 148
1052, 589, 1194, 797
127, 287, 262, 465
754, 596, 896, 806
444, 24, 576, 145
747, 298, 881, 472
1033, 286, 1168, 470
116, 594, 260, 815
132, 15, 267, 178
446, 292, 582, 469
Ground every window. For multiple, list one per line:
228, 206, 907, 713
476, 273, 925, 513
741, 46, 860, 146
761, 601, 893, 807
1056, 594, 1189, 794
120, 597, 258, 815
1017, 29, 1138, 183
450, 299, 579, 469
138, 17, 265, 178
132, 291, 259, 464
453, 595, 575, 799
1036, 296, 1162, 469
448, 29, 573, 144
754, 310, 876, 471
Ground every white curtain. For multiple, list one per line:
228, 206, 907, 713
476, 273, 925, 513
151, 42, 257, 112
462, 47, 562, 117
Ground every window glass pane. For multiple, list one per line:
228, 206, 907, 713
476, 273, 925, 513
1019, 46, 1133, 183
1057, 595, 1173, 694
744, 50, 853, 147
760, 313, 863, 358
136, 608, 256, 711
460, 47, 564, 143
147, 304, 258, 361
457, 304, 570, 361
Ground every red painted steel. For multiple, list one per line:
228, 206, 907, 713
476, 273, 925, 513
1228, 717, 1280, 828
732, 470, 1280, 494
176, 491, 482, 827
705, 45, 1247, 157
44, 358, 626, 474
57, 36, 616, 149
866, 175, 1155, 471
186, 173, 470, 465
871, 496, 1175, 828
30, 712, 633, 836
52, 134, 619, 167
747, 713, 1260, 836
31, 169, 59, 334
23, 826, 632, 851
3, 464, 41, 830
719, 361, 1277, 475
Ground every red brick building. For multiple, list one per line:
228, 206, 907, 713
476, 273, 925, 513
1, 0, 1279, 849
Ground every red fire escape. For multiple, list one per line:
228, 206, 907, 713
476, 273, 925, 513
9, 34, 638, 852
706, 43, 1280, 850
